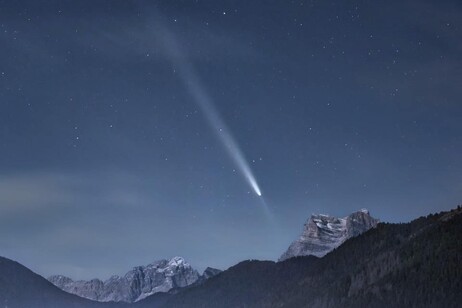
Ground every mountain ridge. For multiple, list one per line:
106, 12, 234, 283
1, 206, 460, 307
141, 206, 462, 307
48, 256, 220, 303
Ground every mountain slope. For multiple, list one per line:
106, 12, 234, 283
143, 206, 462, 308
2, 207, 460, 307
0, 257, 127, 308
280, 209, 379, 261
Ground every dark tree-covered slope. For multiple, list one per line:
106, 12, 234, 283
1, 207, 461, 308
140, 207, 462, 308
0, 257, 129, 308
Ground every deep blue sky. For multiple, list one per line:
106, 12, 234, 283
0, 0, 461, 280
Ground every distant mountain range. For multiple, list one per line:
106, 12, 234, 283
47, 210, 375, 303
280, 209, 379, 260
151, 206, 462, 308
1, 206, 461, 307
48, 257, 220, 303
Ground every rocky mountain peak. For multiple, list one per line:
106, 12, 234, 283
279, 209, 379, 261
48, 256, 218, 303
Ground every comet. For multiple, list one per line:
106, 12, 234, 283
154, 21, 263, 197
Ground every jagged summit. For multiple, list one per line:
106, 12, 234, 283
48, 256, 219, 303
167, 256, 187, 268
279, 209, 379, 261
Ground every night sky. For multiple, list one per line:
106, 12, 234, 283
1, 0, 461, 280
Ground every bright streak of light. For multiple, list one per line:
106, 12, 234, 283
156, 23, 262, 197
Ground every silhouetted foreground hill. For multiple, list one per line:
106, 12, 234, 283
137, 206, 462, 308
0, 256, 132, 308
1, 207, 461, 307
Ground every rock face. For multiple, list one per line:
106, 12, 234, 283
279, 209, 379, 261
201, 267, 222, 280
48, 257, 219, 303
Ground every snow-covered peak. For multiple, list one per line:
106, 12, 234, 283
280, 209, 379, 261
168, 256, 187, 267
48, 257, 201, 303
